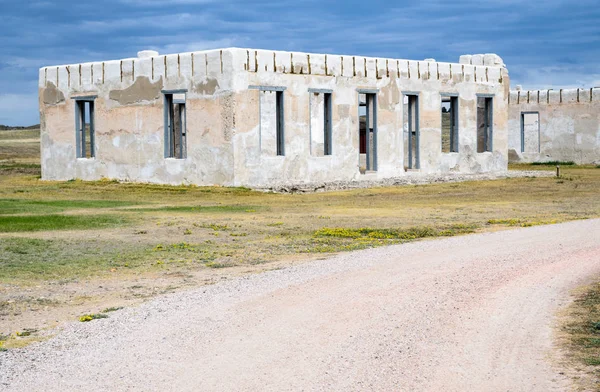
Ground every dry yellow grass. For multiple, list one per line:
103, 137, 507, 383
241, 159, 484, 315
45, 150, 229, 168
557, 281, 600, 391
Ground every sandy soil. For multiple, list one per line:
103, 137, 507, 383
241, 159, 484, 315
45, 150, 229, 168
1, 219, 599, 391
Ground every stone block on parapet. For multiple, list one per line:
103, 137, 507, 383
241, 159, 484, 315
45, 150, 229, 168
408, 60, 419, 79
291, 52, 309, 75
179, 53, 193, 80
80, 63, 93, 88
104, 60, 121, 85
274, 51, 291, 74
487, 66, 501, 83
122, 59, 134, 82
92, 62, 103, 84
562, 89, 578, 103
459, 55, 472, 65
471, 54, 484, 66
340, 55, 353, 77
578, 88, 592, 102
548, 89, 561, 104
46, 67, 57, 87
398, 59, 409, 78
484, 54, 505, 67
138, 50, 159, 59
437, 62, 451, 79
38, 68, 45, 87
57, 66, 68, 91
311, 53, 327, 75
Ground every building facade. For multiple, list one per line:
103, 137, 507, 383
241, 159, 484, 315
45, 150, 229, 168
39, 48, 510, 188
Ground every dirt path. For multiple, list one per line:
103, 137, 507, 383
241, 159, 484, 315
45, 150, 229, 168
2, 219, 600, 391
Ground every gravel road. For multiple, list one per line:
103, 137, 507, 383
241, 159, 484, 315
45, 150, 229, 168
2, 219, 600, 391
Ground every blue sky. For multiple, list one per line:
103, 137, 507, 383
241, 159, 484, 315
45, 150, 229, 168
1, 0, 599, 126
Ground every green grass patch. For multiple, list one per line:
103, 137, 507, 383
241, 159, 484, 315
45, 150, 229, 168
102, 306, 123, 313
314, 224, 477, 241
0, 214, 128, 232
15, 329, 37, 337
487, 218, 558, 228
487, 218, 523, 226
584, 357, 600, 366
200, 223, 229, 231
0, 198, 140, 215
307, 224, 478, 253
205, 262, 231, 268
151, 242, 222, 264
574, 337, 600, 348
531, 161, 576, 166
0, 237, 149, 282
0, 162, 40, 176
131, 204, 261, 213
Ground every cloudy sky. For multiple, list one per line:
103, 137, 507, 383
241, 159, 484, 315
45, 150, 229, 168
1, 0, 599, 126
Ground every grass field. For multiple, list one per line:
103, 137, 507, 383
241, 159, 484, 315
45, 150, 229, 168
1, 127, 600, 344
559, 281, 600, 390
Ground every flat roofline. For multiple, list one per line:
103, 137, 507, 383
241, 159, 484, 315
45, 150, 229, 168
510, 87, 599, 93
41, 47, 506, 71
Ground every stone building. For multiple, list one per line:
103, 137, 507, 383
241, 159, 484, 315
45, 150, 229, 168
39, 48, 510, 188
508, 86, 600, 164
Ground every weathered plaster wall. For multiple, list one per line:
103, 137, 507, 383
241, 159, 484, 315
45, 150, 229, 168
39, 49, 237, 185
508, 88, 600, 164
40, 48, 509, 188
228, 49, 509, 188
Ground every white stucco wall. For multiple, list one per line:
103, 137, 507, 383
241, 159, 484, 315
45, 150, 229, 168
508, 88, 600, 164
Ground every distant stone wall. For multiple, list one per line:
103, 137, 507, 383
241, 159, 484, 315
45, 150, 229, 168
508, 87, 600, 164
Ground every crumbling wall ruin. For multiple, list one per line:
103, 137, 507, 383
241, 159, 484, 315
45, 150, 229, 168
39, 49, 236, 185
39, 48, 510, 188
508, 87, 600, 164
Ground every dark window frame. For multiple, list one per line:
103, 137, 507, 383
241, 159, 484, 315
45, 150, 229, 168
520, 111, 540, 153
477, 94, 494, 153
440, 93, 459, 153
403, 91, 420, 169
358, 89, 379, 172
250, 85, 286, 156
74, 96, 97, 159
162, 89, 187, 159
309, 88, 333, 156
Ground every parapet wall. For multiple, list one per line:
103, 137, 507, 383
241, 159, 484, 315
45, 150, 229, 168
508, 87, 600, 164
228, 49, 506, 87
38, 49, 506, 94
